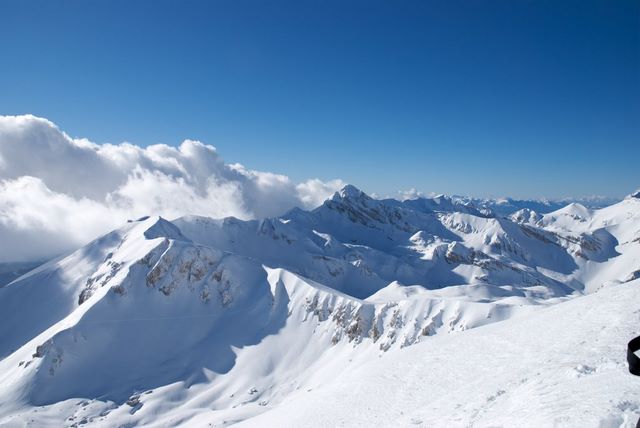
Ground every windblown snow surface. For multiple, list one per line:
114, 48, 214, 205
1, 186, 639, 427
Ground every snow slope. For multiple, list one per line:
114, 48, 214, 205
240, 279, 640, 428
0, 186, 638, 427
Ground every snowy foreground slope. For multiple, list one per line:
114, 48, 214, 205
0, 186, 639, 427
239, 279, 640, 428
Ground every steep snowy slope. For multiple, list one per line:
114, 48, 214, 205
240, 279, 640, 428
538, 192, 640, 292
0, 216, 539, 427
0, 186, 638, 427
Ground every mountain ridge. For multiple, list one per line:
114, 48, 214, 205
0, 184, 639, 426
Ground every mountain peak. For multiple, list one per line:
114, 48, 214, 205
627, 188, 640, 199
332, 184, 371, 201
142, 216, 188, 241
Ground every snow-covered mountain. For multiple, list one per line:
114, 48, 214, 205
0, 186, 639, 427
444, 194, 622, 217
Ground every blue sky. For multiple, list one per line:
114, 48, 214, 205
1, 0, 638, 199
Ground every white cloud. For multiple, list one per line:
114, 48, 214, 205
397, 188, 424, 201
296, 178, 346, 207
0, 176, 121, 262
0, 115, 344, 262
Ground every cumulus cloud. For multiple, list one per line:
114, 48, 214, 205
0, 115, 345, 262
395, 188, 441, 201
397, 188, 425, 201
